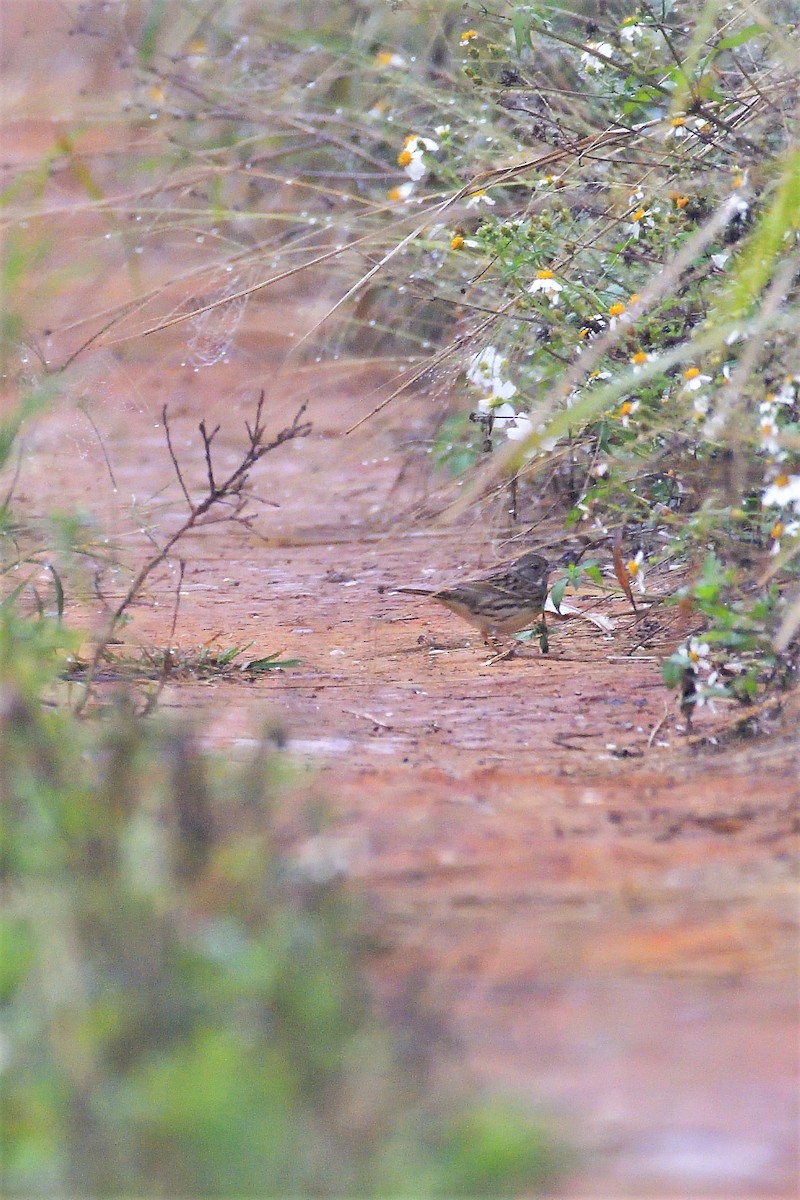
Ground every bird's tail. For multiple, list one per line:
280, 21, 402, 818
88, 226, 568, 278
391, 586, 435, 596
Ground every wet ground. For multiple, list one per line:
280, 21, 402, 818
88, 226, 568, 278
2, 8, 799, 1195
12, 360, 799, 1198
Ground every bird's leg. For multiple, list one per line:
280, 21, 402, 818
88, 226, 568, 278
485, 637, 517, 666
538, 613, 549, 655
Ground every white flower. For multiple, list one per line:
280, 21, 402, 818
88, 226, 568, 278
624, 207, 656, 239
627, 550, 646, 593
465, 189, 496, 208
409, 135, 438, 152
375, 51, 406, 68
398, 134, 438, 182
620, 22, 647, 46
678, 638, 711, 673
404, 155, 428, 182
762, 474, 800, 513
682, 370, 712, 393
505, 412, 557, 451
467, 346, 508, 388
467, 346, 518, 409
694, 672, 722, 710
581, 41, 615, 74
774, 378, 798, 406
527, 271, 563, 307
758, 403, 781, 456
693, 393, 711, 421
506, 413, 533, 440
770, 519, 800, 555
665, 116, 711, 143
617, 399, 640, 428
388, 180, 416, 202
495, 378, 518, 401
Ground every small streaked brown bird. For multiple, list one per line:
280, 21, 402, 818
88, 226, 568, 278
393, 551, 551, 648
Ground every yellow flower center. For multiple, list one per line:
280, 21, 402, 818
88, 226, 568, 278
608, 302, 626, 317
460, 29, 478, 42
771, 521, 784, 540
671, 117, 686, 127
629, 293, 641, 304
397, 149, 413, 167
632, 351, 648, 365
536, 269, 554, 279
683, 367, 700, 380
627, 559, 640, 577
774, 473, 790, 488
631, 208, 646, 222
450, 234, 464, 250
619, 401, 634, 417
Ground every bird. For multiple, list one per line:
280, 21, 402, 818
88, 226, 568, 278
391, 550, 552, 653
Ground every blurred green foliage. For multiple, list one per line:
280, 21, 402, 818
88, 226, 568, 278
0, 606, 561, 1196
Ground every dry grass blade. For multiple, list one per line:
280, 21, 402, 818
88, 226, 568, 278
613, 529, 637, 613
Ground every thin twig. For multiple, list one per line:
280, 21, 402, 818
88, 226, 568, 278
76, 402, 117, 491
648, 704, 671, 749
140, 559, 186, 718
162, 403, 193, 511
199, 420, 219, 494
75, 392, 311, 713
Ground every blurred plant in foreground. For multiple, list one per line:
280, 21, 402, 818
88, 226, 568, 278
0, 607, 561, 1196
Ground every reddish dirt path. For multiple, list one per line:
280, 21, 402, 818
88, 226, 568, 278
2, 10, 798, 1189
13, 356, 799, 1198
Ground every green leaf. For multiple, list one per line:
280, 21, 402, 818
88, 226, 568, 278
718, 148, 800, 321
44, 563, 64, 620
713, 23, 767, 54
138, 0, 166, 64
549, 578, 566, 612
511, 7, 534, 55
661, 659, 686, 688
245, 654, 301, 672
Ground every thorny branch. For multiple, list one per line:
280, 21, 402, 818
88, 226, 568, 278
76, 391, 311, 712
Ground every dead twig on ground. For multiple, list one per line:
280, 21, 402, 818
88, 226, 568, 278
75, 391, 311, 713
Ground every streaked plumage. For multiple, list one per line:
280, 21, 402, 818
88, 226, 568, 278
394, 551, 550, 641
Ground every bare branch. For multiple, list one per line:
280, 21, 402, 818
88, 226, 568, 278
74, 392, 311, 713
198, 420, 220, 494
